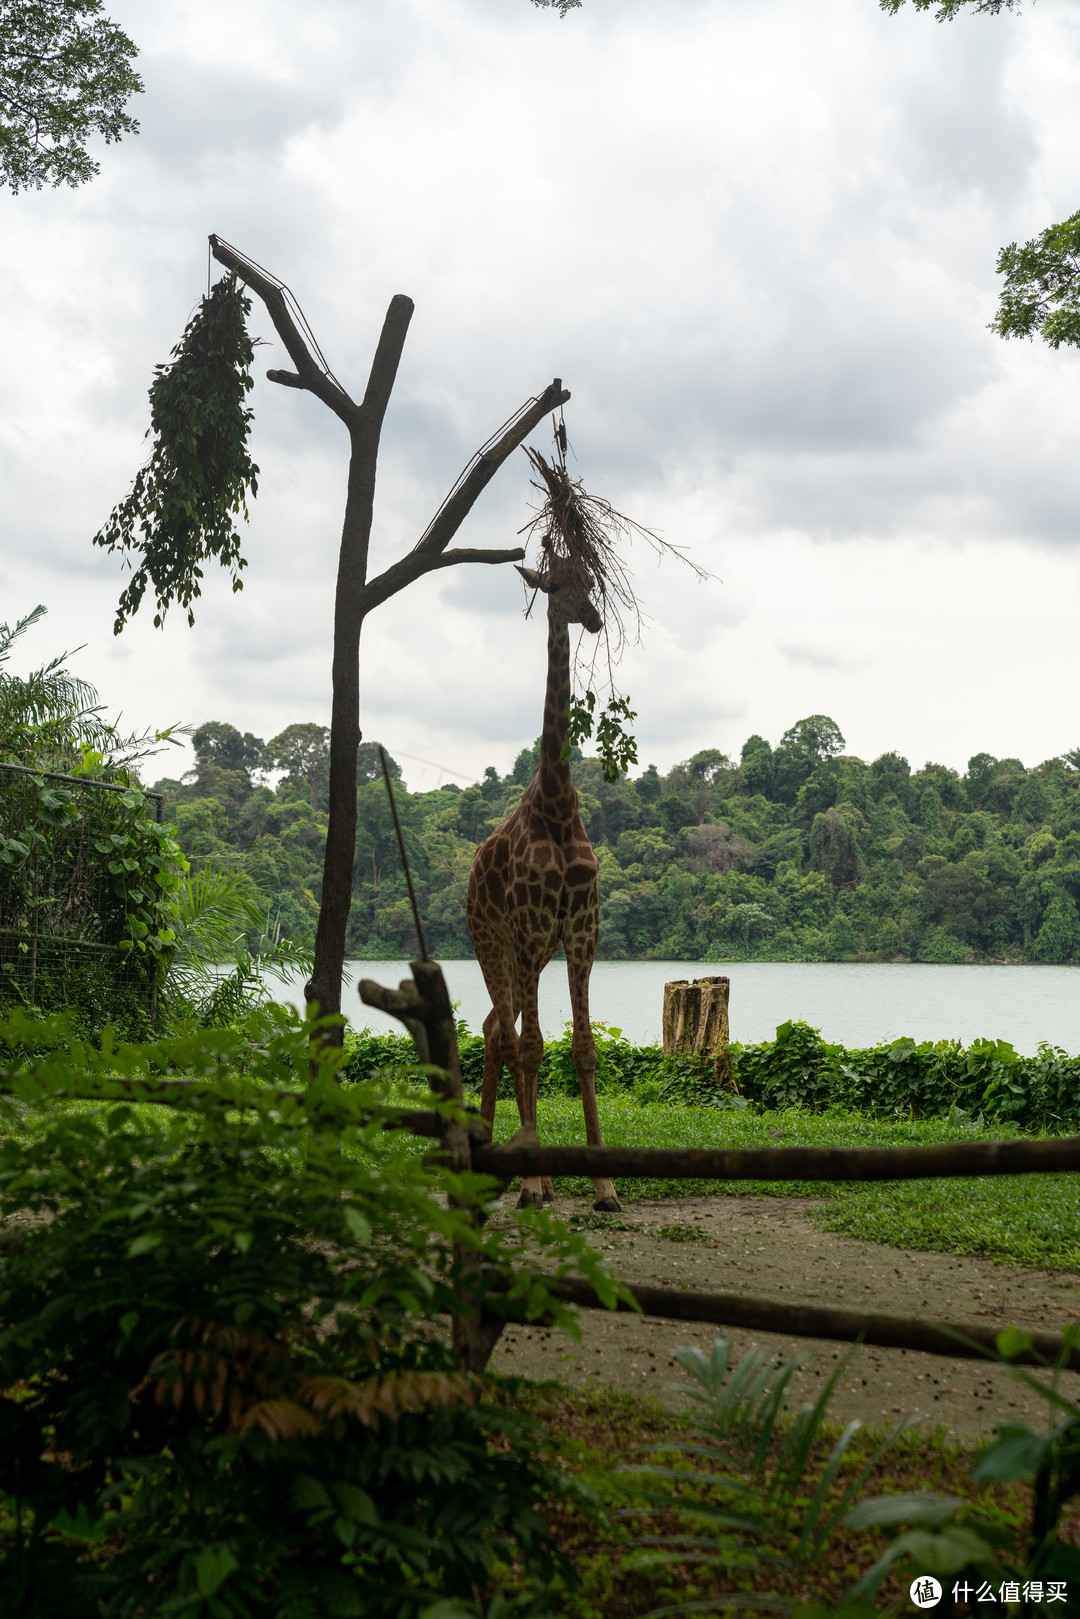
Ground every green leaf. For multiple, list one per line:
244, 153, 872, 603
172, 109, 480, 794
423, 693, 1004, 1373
343, 1205, 372, 1243
996, 1326, 1034, 1360
127, 1232, 163, 1257
293, 1474, 332, 1512
332, 1482, 377, 1524
194, 1544, 239, 1598
844, 1493, 960, 1530
896, 1525, 997, 1575
972, 1422, 1049, 1483
93, 275, 259, 633
50, 1502, 108, 1542
118, 1310, 140, 1338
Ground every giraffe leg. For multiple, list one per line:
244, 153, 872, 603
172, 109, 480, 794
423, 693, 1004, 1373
565, 918, 621, 1213
479, 1008, 507, 1122
476, 939, 521, 1126
514, 952, 546, 1209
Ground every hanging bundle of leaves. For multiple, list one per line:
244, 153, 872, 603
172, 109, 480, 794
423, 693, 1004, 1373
93, 274, 259, 632
521, 440, 707, 782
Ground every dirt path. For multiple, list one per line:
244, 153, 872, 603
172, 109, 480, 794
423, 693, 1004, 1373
486, 1194, 1080, 1441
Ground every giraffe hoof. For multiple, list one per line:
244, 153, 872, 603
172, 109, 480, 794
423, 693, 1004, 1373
542, 1187, 556, 1203
592, 1196, 623, 1214
517, 1188, 545, 1209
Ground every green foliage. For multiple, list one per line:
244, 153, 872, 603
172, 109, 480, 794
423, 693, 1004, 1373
616, 1334, 910, 1616
0, 765, 186, 1036
565, 690, 638, 784
991, 210, 1080, 352
362, 1012, 1080, 1136
880, 0, 1021, 16
0, 0, 141, 192
93, 275, 260, 633
157, 708, 1080, 964
0, 604, 178, 772
159, 862, 314, 1028
0, 1006, 623, 1615
841, 1329, 1080, 1608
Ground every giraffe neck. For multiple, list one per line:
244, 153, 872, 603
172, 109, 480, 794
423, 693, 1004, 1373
531, 611, 577, 829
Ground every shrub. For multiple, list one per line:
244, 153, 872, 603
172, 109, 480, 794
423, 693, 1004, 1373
398, 1015, 1080, 1133
0, 1007, 618, 1616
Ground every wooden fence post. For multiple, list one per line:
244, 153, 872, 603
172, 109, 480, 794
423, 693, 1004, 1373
358, 960, 505, 1374
662, 975, 735, 1091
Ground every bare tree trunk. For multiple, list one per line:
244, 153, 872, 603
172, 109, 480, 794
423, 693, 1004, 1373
662, 975, 735, 1090
208, 237, 569, 1041
307, 298, 413, 1025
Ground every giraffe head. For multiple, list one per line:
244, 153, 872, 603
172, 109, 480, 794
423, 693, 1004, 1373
516, 557, 603, 635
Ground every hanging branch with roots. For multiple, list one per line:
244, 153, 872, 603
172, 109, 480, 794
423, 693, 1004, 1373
519, 438, 710, 782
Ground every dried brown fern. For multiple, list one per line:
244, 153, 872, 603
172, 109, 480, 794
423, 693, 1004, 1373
132, 1316, 475, 1444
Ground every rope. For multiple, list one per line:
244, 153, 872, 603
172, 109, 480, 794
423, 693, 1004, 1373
210, 236, 346, 393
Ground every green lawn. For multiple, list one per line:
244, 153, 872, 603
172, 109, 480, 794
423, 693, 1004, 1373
9, 1088, 1076, 1272
499, 1095, 1080, 1271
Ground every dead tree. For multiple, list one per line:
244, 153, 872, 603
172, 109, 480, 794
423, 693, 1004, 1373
207, 237, 569, 1033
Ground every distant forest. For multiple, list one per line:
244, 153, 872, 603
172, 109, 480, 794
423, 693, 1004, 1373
152, 715, 1080, 965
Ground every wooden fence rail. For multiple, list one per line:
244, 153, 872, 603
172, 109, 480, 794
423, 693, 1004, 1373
359, 962, 1080, 1375
470, 1136, 1080, 1183
544, 1278, 1080, 1374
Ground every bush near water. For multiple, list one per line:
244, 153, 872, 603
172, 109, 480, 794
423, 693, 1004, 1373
344, 1017, 1080, 1135
156, 713, 1080, 965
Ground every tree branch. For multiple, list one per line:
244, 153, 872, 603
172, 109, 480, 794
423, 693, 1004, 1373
413, 380, 570, 561
434, 546, 527, 570
361, 295, 415, 428
357, 381, 570, 613
208, 234, 357, 424
360, 548, 528, 615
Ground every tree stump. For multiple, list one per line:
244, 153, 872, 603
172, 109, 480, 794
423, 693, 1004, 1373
662, 975, 735, 1092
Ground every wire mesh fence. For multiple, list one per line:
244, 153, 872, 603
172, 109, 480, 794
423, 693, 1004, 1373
0, 763, 166, 1026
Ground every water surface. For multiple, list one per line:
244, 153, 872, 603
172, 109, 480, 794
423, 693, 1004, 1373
275, 959, 1080, 1055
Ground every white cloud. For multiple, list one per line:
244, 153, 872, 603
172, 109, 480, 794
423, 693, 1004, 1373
2, 0, 1080, 795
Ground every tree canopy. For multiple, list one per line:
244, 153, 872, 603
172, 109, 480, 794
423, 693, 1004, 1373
879, 1, 1021, 15
991, 211, 1080, 351
0, 0, 141, 192
154, 710, 1080, 968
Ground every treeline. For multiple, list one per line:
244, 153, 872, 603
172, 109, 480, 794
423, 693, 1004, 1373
152, 713, 1080, 964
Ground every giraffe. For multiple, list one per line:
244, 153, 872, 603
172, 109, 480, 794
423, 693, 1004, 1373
467, 553, 621, 1213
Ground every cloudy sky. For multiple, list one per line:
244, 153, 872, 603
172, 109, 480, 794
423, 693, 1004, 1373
2, 0, 1079, 791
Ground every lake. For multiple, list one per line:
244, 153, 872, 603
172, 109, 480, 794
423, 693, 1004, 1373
273, 959, 1080, 1055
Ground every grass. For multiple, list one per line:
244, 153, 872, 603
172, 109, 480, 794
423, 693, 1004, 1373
490, 1376, 1051, 1618
816, 1172, 1080, 1271
491, 1095, 1080, 1271
10, 1085, 1076, 1271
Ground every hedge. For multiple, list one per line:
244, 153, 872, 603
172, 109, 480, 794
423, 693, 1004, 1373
341, 1017, 1080, 1136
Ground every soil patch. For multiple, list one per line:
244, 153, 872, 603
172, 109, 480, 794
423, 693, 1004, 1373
486, 1193, 1080, 1441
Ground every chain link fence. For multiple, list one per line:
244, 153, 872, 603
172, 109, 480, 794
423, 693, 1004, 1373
0, 763, 166, 1029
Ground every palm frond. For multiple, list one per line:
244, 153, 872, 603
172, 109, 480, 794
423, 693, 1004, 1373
0, 604, 188, 771
0, 604, 48, 662
170, 865, 267, 972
